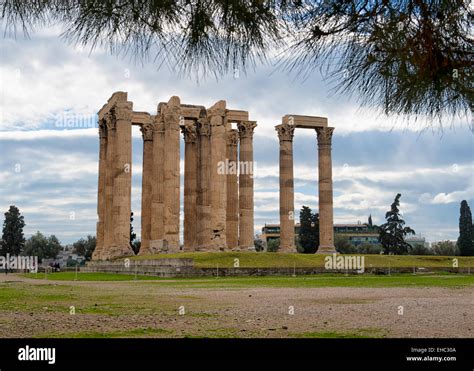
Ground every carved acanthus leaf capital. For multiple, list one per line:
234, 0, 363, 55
197, 118, 211, 136
98, 117, 108, 138
140, 121, 154, 141
104, 111, 116, 131
114, 102, 133, 121
181, 121, 198, 143
315, 127, 334, 146
237, 121, 257, 139
226, 129, 239, 146
275, 123, 295, 142
153, 115, 165, 133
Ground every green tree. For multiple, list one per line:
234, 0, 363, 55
131, 240, 141, 255
267, 238, 280, 253
432, 240, 460, 256
72, 235, 96, 260
24, 232, 62, 261
408, 244, 433, 256
254, 237, 265, 252
1, 205, 25, 256
298, 206, 319, 253
457, 200, 474, 256
378, 194, 415, 254
334, 234, 355, 254
130, 212, 137, 254
368, 214, 373, 228
1, 1, 470, 123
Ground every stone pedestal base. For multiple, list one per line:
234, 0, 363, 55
316, 245, 337, 254
149, 240, 169, 254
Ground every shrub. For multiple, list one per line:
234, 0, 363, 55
432, 241, 460, 256
357, 243, 383, 254
266, 238, 280, 252
335, 235, 356, 254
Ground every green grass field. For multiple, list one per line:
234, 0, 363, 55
22, 272, 474, 288
129, 252, 474, 268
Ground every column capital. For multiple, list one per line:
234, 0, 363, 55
208, 100, 226, 119
162, 100, 181, 131
140, 122, 154, 141
104, 111, 116, 131
226, 129, 239, 146
197, 118, 211, 136
315, 126, 334, 146
153, 116, 165, 133
114, 102, 133, 121
237, 121, 257, 139
99, 117, 108, 138
275, 123, 295, 142
181, 121, 198, 143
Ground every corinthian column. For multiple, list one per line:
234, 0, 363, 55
93, 117, 107, 260
182, 121, 198, 251
275, 123, 295, 252
110, 101, 134, 259
196, 117, 211, 250
237, 120, 257, 250
162, 97, 181, 252
102, 111, 116, 259
226, 129, 239, 250
140, 121, 154, 252
209, 101, 227, 250
149, 115, 165, 253
315, 127, 336, 253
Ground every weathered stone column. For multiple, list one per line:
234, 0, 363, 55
238, 121, 257, 250
275, 123, 296, 252
316, 127, 336, 253
162, 97, 181, 252
182, 121, 198, 251
109, 101, 134, 259
226, 129, 239, 250
93, 117, 108, 260
140, 121, 154, 253
196, 117, 211, 250
209, 101, 227, 250
148, 115, 165, 254
102, 111, 116, 259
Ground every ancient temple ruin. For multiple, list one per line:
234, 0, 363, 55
275, 116, 336, 254
93, 92, 257, 260
93, 92, 335, 260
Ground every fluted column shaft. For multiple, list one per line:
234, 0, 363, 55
276, 123, 295, 252
182, 121, 198, 251
110, 102, 134, 258
102, 112, 116, 257
238, 121, 257, 249
93, 119, 108, 260
316, 127, 336, 253
226, 129, 239, 250
149, 117, 165, 252
163, 97, 181, 252
196, 118, 211, 250
140, 122, 154, 252
209, 102, 227, 250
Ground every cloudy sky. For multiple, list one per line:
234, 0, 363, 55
0, 26, 473, 245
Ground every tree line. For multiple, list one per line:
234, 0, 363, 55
263, 194, 473, 255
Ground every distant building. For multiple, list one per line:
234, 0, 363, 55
54, 245, 85, 268
261, 222, 379, 247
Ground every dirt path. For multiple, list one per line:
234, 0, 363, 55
0, 274, 472, 338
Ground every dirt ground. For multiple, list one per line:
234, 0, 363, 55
0, 274, 472, 338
